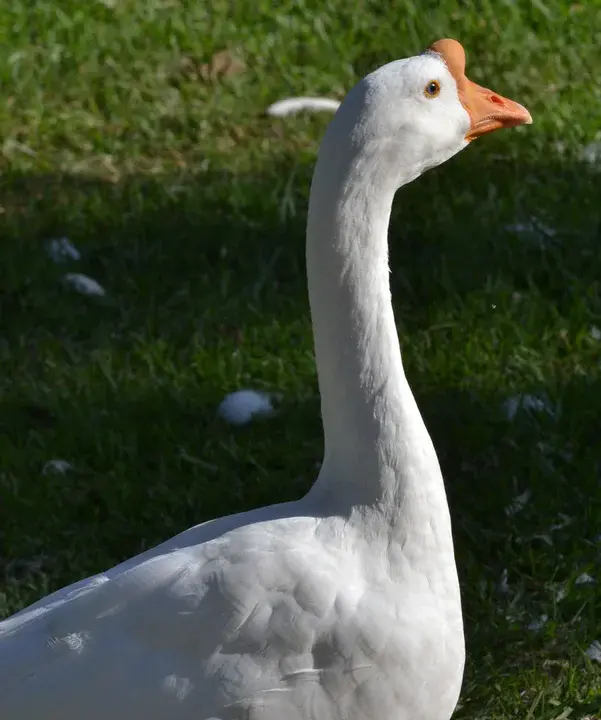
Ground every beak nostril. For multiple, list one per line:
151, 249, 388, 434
490, 94, 505, 106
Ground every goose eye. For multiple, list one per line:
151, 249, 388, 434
424, 80, 441, 98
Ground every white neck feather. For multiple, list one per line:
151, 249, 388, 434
304, 119, 452, 540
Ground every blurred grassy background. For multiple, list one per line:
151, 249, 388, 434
1, 1, 601, 717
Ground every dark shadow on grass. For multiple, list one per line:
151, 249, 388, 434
1, 149, 600, 343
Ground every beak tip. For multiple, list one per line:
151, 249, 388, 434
520, 105, 533, 126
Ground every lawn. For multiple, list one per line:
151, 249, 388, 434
1, 0, 601, 716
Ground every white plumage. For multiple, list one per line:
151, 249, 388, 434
0, 39, 531, 719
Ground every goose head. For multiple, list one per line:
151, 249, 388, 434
323, 38, 532, 187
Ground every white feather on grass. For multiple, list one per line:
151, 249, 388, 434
555, 584, 569, 602
218, 389, 277, 426
503, 394, 554, 422
266, 97, 341, 117
42, 459, 73, 475
505, 216, 556, 239
549, 514, 572, 531
63, 273, 106, 297
527, 614, 548, 632
586, 641, 601, 662
505, 488, 532, 517
581, 141, 601, 166
48, 237, 81, 263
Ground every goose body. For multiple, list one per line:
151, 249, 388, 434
0, 39, 531, 720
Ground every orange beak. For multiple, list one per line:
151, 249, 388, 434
462, 80, 532, 141
428, 39, 532, 142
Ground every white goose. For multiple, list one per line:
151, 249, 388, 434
0, 39, 531, 720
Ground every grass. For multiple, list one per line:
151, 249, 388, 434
1, 0, 601, 716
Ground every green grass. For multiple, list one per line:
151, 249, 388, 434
1, 0, 601, 716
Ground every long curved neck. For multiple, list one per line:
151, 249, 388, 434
305, 134, 447, 521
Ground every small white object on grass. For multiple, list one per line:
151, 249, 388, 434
503, 394, 553, 422
266, 97, 341, 117
581, 141, 601, 167
549, 513, 572, 532
42, 459, 73, 475
576, 572, 595, 586
218, 389, 276, 426
63, 273, 106, 297
591, 325, 601, 341
48, 237, 81, 263
555, 584, 569, 602
505, 488, 532, 517
527, 614, 548, 632
505, 216, 556, 239
586, 641, 601, 662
